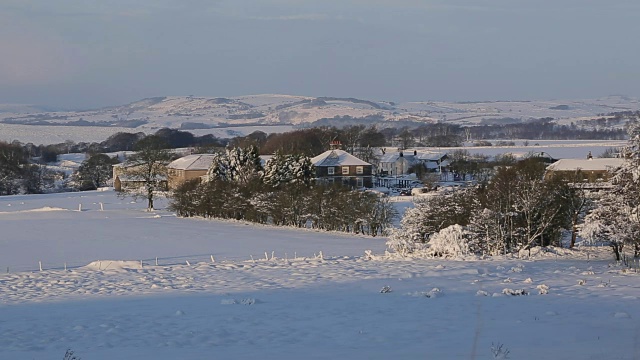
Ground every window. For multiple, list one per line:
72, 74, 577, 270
357, 177, 363, 187
342, 166, 349, 175
327, 167, 335, 175
356, 166, 363, 175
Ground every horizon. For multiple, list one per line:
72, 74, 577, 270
2, 1, 640, 108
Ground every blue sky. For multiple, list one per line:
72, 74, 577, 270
1, 0, 639, 108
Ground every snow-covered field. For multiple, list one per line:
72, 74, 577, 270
417, 140, 627, 160
0, 123, 295, 145
1, 191, 639, 359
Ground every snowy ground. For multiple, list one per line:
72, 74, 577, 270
1, 191, 639, 359
415, 139, 627, 160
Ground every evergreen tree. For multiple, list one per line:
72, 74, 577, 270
263, 152, 314, 187
207, 146, 263, 184
75, 153, 120, 190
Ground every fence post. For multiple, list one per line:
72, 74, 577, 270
155, 257, 158, 266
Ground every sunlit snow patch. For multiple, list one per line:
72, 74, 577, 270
84, 260, 143, 272
0, 206, 68, 214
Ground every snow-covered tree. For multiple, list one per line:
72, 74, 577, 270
387, 188, 477, 254
262, 152, 314, 187
580, 121, 640, 259
468, 208, 507, 256
386, 227, 422, 256
207, 146, 263, 184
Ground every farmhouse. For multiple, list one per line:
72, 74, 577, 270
311, 149, 373, 188
545, 157, 625, 182
112, 163, 168, 191
166, 154, 216, 189
377, 150, 449, 176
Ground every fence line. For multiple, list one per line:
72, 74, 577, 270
2, 250, 331, 274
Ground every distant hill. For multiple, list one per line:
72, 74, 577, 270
0, 94, 638, 133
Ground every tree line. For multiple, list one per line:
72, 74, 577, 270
169, 147, 397, 236
388, 122, 640, 260
387, 158, 581, 257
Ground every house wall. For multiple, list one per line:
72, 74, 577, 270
168, 169, 208, 189
379, 158, 412, 176
315, 165, 373, 177
545, 169, 613, 182
315, 165, 373, 188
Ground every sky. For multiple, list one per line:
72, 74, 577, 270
1, 0, 639, 109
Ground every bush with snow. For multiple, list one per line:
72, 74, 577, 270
536, 284, 549, 295
502, 288, 528, 296
428, 225, 474, 258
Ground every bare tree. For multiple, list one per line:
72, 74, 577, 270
118, 136, 173, 211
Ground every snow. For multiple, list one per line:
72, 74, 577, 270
4, 94, 636, 145
546, 158, 626, 171
417, 140, 627, 160
167, 154, 215, 170
1, 190, 640, 359
311, 149, 371, 166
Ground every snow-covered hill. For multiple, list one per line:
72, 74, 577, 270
1, 94, 638, 144
2, 94, 639, 129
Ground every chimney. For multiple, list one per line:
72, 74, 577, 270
330, 140, 342, 150
587, 151, 593, 160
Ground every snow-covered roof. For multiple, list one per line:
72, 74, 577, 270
379, 151, 446, 164
168, 154, 215, 170
116, 175, 167, 181
378, 153, 415, 163
546, 158, 625, 172
425, 160, 450, 169
415, 151, 447, 161
311, 150, 371, 167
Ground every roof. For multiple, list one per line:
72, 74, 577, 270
116, 174, 167, 181
379, 153, 415, 163
546, 158, 625, 172
379, 151, 446, 163
311, 150, 371, 167
167, 154, 216, 170
415, 151, 447, 161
